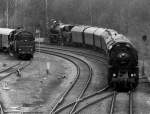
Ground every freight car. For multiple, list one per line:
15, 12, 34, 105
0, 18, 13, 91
71, 25, 89, 46
0, 28, 35, 60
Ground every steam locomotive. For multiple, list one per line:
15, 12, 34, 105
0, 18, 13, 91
49, 21, 74, 45
105, 32, 139, 91
48, 21, 139, 91
0, 28, 35, 60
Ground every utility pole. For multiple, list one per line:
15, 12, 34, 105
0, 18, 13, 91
88, 0, 93, 25
21, 0, 24, 27
14, 0, 17, 28
126, 0, 129, 34
141, 35, 147, 76
6, 0, 9, 27
45, 0, 48, 36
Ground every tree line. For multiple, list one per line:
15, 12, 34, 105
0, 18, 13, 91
0, 0, 149, 49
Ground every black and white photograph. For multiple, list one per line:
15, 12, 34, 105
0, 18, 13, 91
0, 0, 149, 114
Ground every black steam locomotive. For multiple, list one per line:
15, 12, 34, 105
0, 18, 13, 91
49, 20, 74, 45
48, 21, 139, 91
0, 28, 35, 60
106, 33, 139, 91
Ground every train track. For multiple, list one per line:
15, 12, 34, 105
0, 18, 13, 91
109, 91, 134, 114
0, 60, 32, 114
36, 48, 93, 114
0, 61, 31, 81
109, 91, 117, 114
36, 44, 108, 65
54, 86, 111, 114
0, 62, 21, 73
36, 45, 141, 114
36, 44, 106, 58
36, 47, 107, 114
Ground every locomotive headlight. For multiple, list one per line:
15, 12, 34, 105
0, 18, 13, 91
19, 48, 21, 51
117, 52, 130, 65
113, 73, 116, 77
118, 52, 129, 59
130, 73, 136, 77
126, 44, 130, 47
131, 74, 134, 77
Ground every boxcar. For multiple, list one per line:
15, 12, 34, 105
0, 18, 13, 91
0, 28, 15, 51
84, 27, 98, 46
94, 28, 108, 51
71, 25, 90, 44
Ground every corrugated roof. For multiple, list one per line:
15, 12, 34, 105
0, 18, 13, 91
0, 28, 15, 35
71, 25, 89, 32
94, 28, 106, 36
84, 27, 98, 34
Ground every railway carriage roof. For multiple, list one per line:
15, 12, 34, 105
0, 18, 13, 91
0, 28, 15, 35
71, 25, 90, 32
84, 27, 98, 34
94, 28, 106, 36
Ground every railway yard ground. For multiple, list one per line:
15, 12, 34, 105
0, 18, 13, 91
0, 46, 150, 114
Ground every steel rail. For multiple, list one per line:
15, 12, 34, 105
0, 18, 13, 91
0, 61, 32, 114
54, 86, 109, 113
36, 47, 107, 114
36, 49, 81, 114
0, 62, 21, 73
36, 48, 98, 114
73, 93, 113, 114
109, 91, 117, 114
0, 61, 31, 81
36, 44, 107, 60
129, 91, 133, 114
69, 65, 93, 114
36, 44, 107, 65
37, 49, 91, 114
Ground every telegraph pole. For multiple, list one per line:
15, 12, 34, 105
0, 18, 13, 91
21, 0, 24, 27
141, 35, 147, 76
88, 0, 93, 25
126, 0, 129, 34
14, 0, 17, 28
6, 0, 9, 27
45, 0, 48, 36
